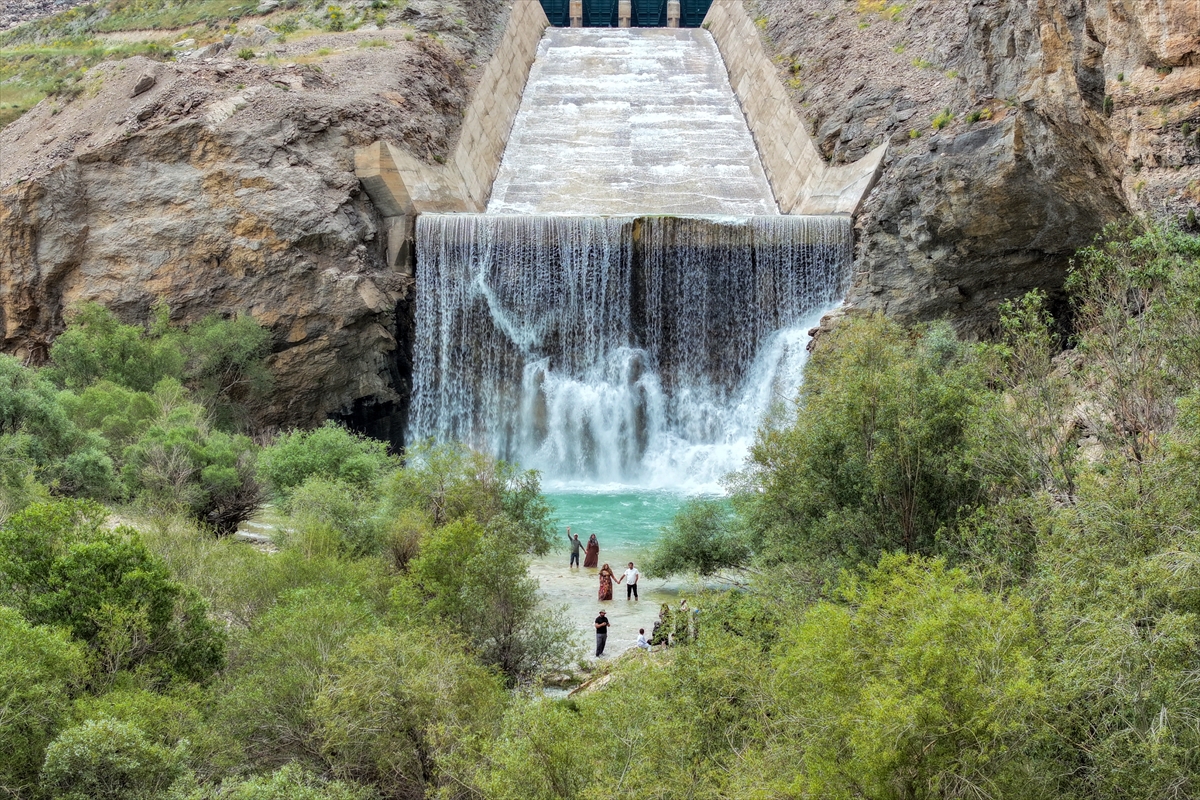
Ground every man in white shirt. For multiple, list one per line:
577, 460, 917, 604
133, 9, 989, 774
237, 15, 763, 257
618, 561, 640, 600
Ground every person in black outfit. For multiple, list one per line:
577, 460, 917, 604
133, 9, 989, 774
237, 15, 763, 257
594, 610, 610, 656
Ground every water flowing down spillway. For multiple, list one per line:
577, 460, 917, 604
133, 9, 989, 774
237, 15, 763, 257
488, 28, 778, 216
409, 27, 854, 491
411, 214, 852, 490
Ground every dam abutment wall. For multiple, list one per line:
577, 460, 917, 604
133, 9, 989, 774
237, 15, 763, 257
354, 0, 550, 271
701, 0, 886, 215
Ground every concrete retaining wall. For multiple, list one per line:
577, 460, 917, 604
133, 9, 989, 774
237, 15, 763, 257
702, 0, 885, 215
354, 0, 549, 269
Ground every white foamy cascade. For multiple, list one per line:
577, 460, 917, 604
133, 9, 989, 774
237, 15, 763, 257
411, 214, 852, 491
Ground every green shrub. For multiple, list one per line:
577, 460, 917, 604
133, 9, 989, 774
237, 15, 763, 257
283, 476, 383, 557
168, 764, 374, 799
0, 499, 226, 684
931, 107, 954, 129
41, 719, 182, 800
237, 47, 255, 59
314, 627, 505, 797
735, 315, 985, 569
1104, 94, 1114, 115
770, 554, 1044, 797
258, 421, 394, 499
383, 441, 555, 555
0, 608, 87, 795
326, 4, 345, 30
394, 515, 574, 682
643, 499, 750, 578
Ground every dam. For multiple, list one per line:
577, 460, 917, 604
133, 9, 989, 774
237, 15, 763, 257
354, 0, 885, 491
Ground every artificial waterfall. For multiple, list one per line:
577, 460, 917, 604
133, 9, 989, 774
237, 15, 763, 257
408, 28, 854, 490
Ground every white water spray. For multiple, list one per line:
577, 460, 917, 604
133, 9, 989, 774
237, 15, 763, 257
411, 215, 851, 491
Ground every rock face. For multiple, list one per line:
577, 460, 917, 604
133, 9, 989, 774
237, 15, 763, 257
757, 0, 1200, 335
0, 7, 505, 442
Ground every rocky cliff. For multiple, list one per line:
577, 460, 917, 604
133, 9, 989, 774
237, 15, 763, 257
755, 0, 1200, 335
0, 0, 507, 441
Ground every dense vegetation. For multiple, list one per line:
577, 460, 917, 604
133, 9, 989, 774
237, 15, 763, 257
3, 221, 1200, 799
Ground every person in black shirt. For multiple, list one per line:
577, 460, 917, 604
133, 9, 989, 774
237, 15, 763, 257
594, 610, 610, 656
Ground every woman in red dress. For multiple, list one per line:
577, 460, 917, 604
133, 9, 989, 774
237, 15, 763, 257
598, 563, 615, 601
583, 534, 600, 568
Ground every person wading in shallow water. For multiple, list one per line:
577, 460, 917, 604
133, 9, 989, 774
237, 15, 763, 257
598, 563, 615, 601
584, 534, 600, 568
566, 527, 584, 568
595, 610, 610, 656
618, 561, 640, 600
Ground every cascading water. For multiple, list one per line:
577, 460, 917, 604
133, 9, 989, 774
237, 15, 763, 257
408, 26, 854, 492
410, 213, 852, 491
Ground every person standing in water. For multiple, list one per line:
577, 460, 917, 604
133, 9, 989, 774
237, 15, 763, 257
598, 563, 615, 601
618, 561, 640, 600
583, 534, 600, 568
595, 610, 610, 656
566, 527, 583, 568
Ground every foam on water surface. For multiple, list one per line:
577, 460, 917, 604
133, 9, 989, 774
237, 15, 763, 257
487, 27, 778, 216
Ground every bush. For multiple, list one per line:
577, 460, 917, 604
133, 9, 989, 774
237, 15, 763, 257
217, 588, 379, 770
41, 718, 182, 800
770, 554, 1046, 798
0, 499, 226, 684
258, 421, 394, 500
314, 627, 505, 798
735, 315, 985, 569
384, 441, 555, 555
48, 303, 185, 394
931, 107, 954, 129
643, 499, 750, 578
394, 515, 574, 683
0, 608, 88, 795
283, 476, 383, 558
237, 47, 254, 59
168, 764, 374, 800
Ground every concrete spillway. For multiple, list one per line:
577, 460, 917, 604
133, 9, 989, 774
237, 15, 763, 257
487, 28, 778, 216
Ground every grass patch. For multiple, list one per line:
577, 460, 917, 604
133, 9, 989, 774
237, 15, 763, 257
931, 107, 954, 130
357, 38, 388, 48
857, 0, 905, 20
0, 39, 173, 129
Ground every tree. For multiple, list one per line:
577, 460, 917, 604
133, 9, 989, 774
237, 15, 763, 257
0, 499, 226, 685
643, 499, 751, 579
40, 718, 182, 800
0, 607, 88, 797
769, 554, 1047, 799
314, 627, 505, 799
394, 516, 573, 683
735, 315, 984, 569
